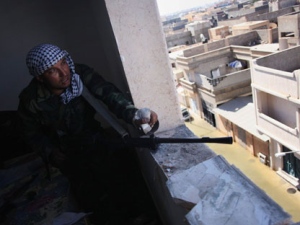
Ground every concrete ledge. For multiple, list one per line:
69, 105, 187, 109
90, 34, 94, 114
136, 124, 293, 225
135, 124, 215, 225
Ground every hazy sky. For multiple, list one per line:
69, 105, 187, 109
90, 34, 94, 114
156, 0, 219, 15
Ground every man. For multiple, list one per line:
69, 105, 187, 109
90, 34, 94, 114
210, 16, 218, 28
199, 33, 208, 44
18, 43, 159, 224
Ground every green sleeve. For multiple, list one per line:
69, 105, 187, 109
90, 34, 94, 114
75, 63, 138, 124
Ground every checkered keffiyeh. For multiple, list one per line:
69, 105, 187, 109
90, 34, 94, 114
26, 44, 83, 104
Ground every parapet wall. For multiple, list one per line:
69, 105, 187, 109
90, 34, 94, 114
182, 31, 260, 58
246, 6, 295, 22
166, 31, 193, 48
227, 31, 260, 45
256, 45, 300, 71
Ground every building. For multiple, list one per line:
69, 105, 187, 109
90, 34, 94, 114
278, 11, 300, 50
270, 0, 298, 12
172, 30, 278, 155
185, 20, 211, 43
252, 45, 300, 186
171, 1, 300, 191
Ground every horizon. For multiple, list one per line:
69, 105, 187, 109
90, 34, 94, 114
156, 0, 220, 15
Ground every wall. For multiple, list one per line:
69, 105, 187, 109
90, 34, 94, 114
255, 46, 300, 71
207, 39, 228, 50
246, 5, 295, 22
0, 0, 128, 110
271, 28, 279, 43
105, 0, 182, 133
182, 45, 206, 57
178, 31, 261, 59
165, 31, 193, 47
215, 114, 270, 162
267, 94, 296, 128
228, 31, 258, 46
278, 11, 300, 39
214, 114, 233, 137
193, 54, 233, 76
279, 0, 297, 9
254, 137, 270, 159
245, 131, 254, 155
218, 16, 247, 28
256, 29, 274, 43
227, 8, 255, 19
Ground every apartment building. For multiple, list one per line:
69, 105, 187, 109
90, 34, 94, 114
172, 30, 269, 113
172, 34, 278, 158
252, 46, 300, 186
171, 0, 300, 188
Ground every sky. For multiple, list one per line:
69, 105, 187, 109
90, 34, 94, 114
156, 0, 219, 15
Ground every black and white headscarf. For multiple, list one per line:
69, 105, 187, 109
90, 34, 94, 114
26, 43, 83, 104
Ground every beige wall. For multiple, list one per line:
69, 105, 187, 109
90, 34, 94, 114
215, 114, 233, 137
165, 31, 193, 48
215, 114, 270, 162
0, 0, 130, 110
105, 0, 183, 133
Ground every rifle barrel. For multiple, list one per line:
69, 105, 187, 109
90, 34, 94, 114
154, 136, 233, 144
122, 136, 233, 149
106, 135, 234, 150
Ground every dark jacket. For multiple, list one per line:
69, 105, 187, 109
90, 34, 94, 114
18, 63, 137, 159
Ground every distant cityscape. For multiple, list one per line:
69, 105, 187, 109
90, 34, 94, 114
160, 0, 253, 19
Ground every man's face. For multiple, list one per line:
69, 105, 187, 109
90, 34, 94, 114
37, 58, 71, 95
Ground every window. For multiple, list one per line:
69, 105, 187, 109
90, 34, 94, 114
283, 146, 300, 179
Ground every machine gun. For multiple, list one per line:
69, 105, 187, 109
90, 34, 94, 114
81, 87, 233, 150
105, 134, 233, 150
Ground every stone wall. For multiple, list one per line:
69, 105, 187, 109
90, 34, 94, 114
166, 31, 193, 48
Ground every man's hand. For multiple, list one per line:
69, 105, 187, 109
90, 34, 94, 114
133, 108, 158, 135
149, 110, 158, 127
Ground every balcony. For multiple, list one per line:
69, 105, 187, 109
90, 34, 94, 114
199, 68, 251, 90
196, 69, 252, 106
256, 112, 299, 151
252, 46, 300, 101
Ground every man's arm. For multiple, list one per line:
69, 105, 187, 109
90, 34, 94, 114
75, 63, 138, 125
